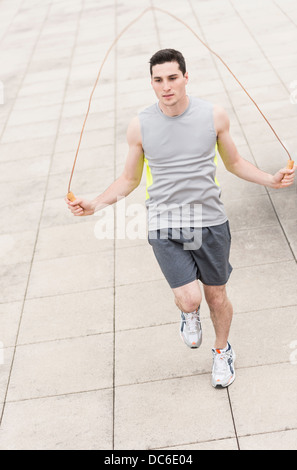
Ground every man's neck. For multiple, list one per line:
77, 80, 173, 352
159, 95, 190, 117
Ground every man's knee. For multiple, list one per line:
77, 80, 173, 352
204, 285, 229, 311
174, 285, 202, 313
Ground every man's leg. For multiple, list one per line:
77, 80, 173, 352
173, 280, 202, 348
203, 284, 233, 350
173, 279, 202, 313
204, 284, 236, 388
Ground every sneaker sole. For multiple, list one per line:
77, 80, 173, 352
212, 371, 236, 389
179, 330, 202, 349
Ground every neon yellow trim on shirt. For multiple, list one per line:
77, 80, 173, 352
214, 143, 220, 187
144, 145, 219, 201
144, 157, 153, 200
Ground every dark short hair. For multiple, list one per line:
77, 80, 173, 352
149, 49, 187, 76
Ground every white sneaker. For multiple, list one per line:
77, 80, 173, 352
212, 343, 236, 388
180, 308, 202, 349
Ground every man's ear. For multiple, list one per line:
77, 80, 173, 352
184, 72, 189, 84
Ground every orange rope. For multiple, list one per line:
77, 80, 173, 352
67, 6, 292, 196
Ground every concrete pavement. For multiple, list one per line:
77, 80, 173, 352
0, 0, 297, 450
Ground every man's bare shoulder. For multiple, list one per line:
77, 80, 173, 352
213, 105, 230, 121
213, 105, 230, 134
127, 116, 142, 146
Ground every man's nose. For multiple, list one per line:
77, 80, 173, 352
163, 81, 171, 91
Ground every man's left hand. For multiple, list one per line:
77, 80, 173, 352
271, 165, 296, 189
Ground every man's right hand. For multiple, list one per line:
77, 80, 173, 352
65, 196, 95, 217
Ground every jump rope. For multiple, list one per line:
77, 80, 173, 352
66, 6, 294, 203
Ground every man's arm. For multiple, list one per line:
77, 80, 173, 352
66, 116, 144, 216
214, 105, 295, 189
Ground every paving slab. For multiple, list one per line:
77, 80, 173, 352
0, 302, 22, 348
6, 333, 113, 402
229, 363, 297, 437
0, 389, 113, 450
18, 288, 114, 344
26, 251, 114, 298
115, 319, 216, 387
115, 279, 175, 330
239, 430, 297, 451
114, 375, 235, 450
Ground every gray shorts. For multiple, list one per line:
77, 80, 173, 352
148, 221, 233, 289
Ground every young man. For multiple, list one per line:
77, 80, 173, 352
66, 49, 295, 388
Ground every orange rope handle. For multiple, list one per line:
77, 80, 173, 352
67, 6, 292, 198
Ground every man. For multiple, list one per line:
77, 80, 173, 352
66, 49, 295, 388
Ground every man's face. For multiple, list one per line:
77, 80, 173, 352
151, 61, 189, 108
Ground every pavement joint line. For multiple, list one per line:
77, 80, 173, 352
1, 111, 297, 144
2, 108, 297, 133
236, 426, 297, 440
150, 0, 162, 50
0, 3, 54, 146
0, 0, 87, 427
3, 332, 297, 353
227, 387, 240, 450
3, 386, 114, 405
273, 0, 297, 29
0, 0, 26, 47
153, 427, 297, 451
2, 308, 297, 347
0, 255, 295, 303
152, 435, 238, 450
2, 293, 296, 316
0, 0, 55, 427
112, 0, 120, 450
1, 358, 296, 407
109, 360, 297, 392
229, 0, 293, 95
2, 303, 297, 349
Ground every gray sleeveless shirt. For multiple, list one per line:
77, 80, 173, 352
139, 96, 228, 230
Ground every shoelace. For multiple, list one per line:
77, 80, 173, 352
213, 349, 232, 374
183, 312, 200, 334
